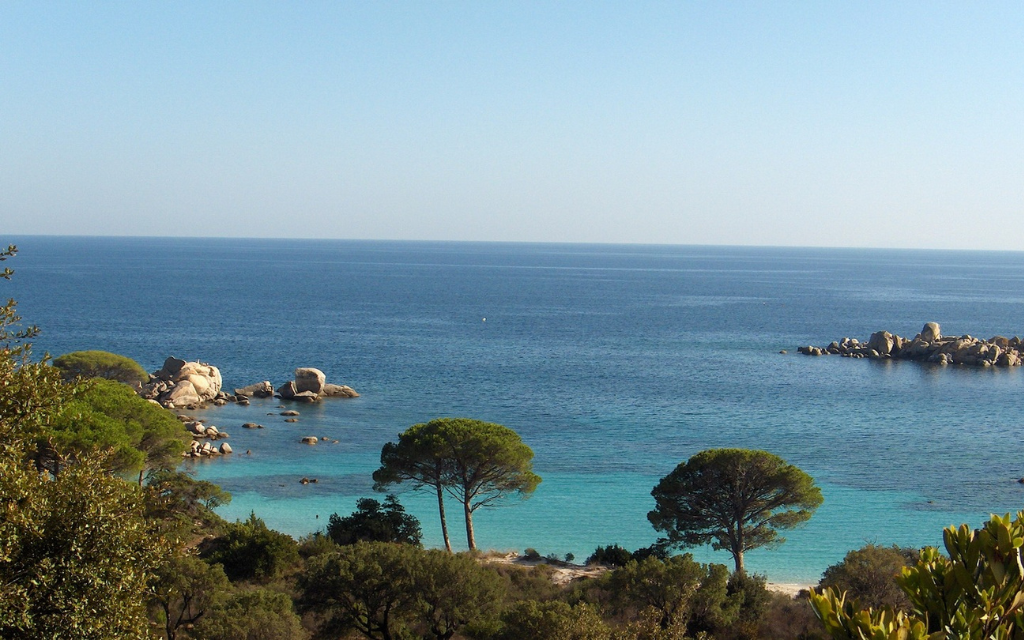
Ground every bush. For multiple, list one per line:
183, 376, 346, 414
193, 588, 307, 640
524, 548, 541, 561
818, 544, 917, 610
586, 544, 633, 567
326, 495, 421, 546
201, 513, 299, 583
53, 350, 150, 385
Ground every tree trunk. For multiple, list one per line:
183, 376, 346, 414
463, 500, 476, 550
734, 548, 745, 575
436, 483, 452, 552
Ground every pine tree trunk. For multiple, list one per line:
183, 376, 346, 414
436, 483, 452, 552
464, 500, 476, 550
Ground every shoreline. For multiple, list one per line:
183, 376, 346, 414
482, 552, 814, 596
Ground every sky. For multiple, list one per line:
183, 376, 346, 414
1, 2, 1022, 249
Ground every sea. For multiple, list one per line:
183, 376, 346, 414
7, 236, 1024, 584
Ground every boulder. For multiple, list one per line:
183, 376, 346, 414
281, 410, 300, 416
241, 422, 263, 429
276, 381, 297, 400
867, 331, 895, 356
300, 436, 318, 445
295, 368, 326, 394
219, 443, 233, 454
920, 322, 941, 342
293, 391, 320, 403
165, 381, 201, 407
235, 381, 274, 398
323, 384, 359, 398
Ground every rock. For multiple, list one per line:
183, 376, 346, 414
292, 391, 319, 403
219, 443, 233, 454
867, 331, 895, 356
235, 381, 274, 398
281, 410, 300, 416
241, 422, 263, 429
921, 322, 941, 342
300, 436, 318, 445
779, 350, 787, 354
285, 418, 299, 423
323, 384, 359, 398
294, 368, 326, 394
160, 356, 187, 378
276, 381, 297, 400
166, 381, 201, 407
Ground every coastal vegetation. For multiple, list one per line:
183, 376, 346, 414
53, 349, 151, 385
2, 243, 1019, 639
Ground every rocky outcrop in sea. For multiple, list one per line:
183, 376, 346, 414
798, 322, 1024, 367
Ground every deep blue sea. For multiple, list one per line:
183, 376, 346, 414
8, 236, 1024, 583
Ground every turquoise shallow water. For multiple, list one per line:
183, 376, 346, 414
9, 237, 1024, 583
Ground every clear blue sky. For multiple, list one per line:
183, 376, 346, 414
2, 2, 1022, 249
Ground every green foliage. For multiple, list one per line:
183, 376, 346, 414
373, 419, 458, 551
496, 600, 610, 640
149, 551, 231, 640
300, 542, 507, 640
819, 544, 917, 611
811, 512, 1024, 639
0, 455, 165, 639
588, 544, 636, 567
144, 469, 231, 541
414, 548, 506, 639
52, 350, 150, 385
202, 512, 299, 583
193, 588, 308, 640
326, 494, 422, 546
45, 378, 190, 475
649, 448, 823, 573
299, 541, 423, 640
606, 555, 738, 636
375, 417, 541, 551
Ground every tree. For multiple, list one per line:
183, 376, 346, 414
373, 421, 457, 551
811, 512, 1024, 639
52, 350, 150, 386
648, 449, 822, 574
144, 469, 231, 541
45, 378, 191, 480
439, 418, 541, 550
818, 544, 917, 611
299, 541, 422, 640
496, 601, 609, 640
149, 552, 230, 640
327, 494, 422, 546
413, 548, 505, 640
193, 588, 307, 640
0, 455, 166, 639
375, 417, 541, 551
201, 513, 299, 583
606, 555, 737, 635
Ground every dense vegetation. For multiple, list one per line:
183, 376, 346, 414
53, 349, 151, 385
0, 243, 1013, 639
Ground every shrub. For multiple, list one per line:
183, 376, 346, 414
193, 588, 307, 640
201, 513, 299, 583
524, 548, 541, 561
326, 495, 421, 546
53, 350, 150, 385
586, 544, 633, 567
818, 544, 917, 610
